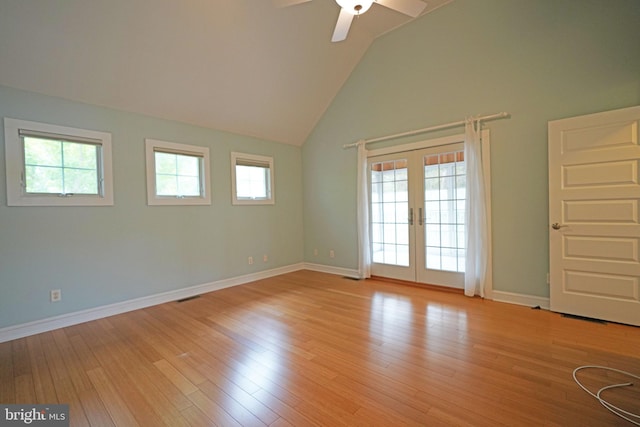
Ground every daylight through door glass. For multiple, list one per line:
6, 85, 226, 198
370, 159, 409, 266
423, 151, 466, 272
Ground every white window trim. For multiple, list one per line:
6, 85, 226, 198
4, 117, 114, 207
145, 138, 211, 206
231, 152, 275, 205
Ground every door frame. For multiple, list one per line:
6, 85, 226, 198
367, 131, 494, 295
548, 105, 640, 325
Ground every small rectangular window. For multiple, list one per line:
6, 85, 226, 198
23, 136, 100, 195
4, 118, 113, 206
154, 151, 202, 197
145, 139, 211, 206
231, 152, 274, 205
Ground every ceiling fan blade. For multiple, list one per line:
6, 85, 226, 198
375, 0, 427, 17
273, 0, 312, 8
331, 8, 354, 42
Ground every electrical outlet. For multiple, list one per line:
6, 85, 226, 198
329, 250, 335, 258
50, 289, 62, 302
248, 256, 254, 265
313, 248, 318, 256
263, 254, 268, 262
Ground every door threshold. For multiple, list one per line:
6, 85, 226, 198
370, 275, 464, 294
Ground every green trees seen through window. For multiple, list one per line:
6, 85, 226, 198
23, 137, 99, 195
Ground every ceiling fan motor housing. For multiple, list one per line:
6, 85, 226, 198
336, 0, 374, 15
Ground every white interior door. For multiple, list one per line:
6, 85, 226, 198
549, 105, 640, 326
369, 143, 465, 288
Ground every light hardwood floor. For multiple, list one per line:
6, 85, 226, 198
1, 270, 639, 426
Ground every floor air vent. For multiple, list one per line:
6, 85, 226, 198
176, 295, 201, 303
561, 313, 606, 324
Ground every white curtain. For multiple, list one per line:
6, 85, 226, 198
464, 119, 488, 297
356, 140, 371, 279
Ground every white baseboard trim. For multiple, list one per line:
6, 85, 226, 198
490, 290, 550, 310
302, 262, 360, 279
0, 263, 306, 343
0, 263, 550, 343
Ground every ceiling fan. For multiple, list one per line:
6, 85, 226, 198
274, 0, 428, 42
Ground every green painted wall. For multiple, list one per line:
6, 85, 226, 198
0, 85, 303, 328
1, 0, 638, 329
302, 0, 640, 296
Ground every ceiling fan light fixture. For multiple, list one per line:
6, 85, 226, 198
335, 0, 374, 15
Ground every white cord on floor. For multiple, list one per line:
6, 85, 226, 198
573, 365, 640, 425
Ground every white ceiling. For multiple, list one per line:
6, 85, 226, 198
0, 0, 452, 146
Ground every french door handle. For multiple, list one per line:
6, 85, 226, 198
419, 207, 423, 226
409, 208, 414, 226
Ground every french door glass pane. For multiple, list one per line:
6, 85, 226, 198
371, 159, 409, 266
423, 150, 466, 272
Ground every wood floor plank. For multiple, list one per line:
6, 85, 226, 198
269, 417, 296, 427
86, 367, 140, 427
51, 330, 96, 394
153, 359, 199, 396
14, 374, 36, 403
67, 333, 101, 372
0, 340, 15, 403
164, 354, 208, 387
178, 345, 264, 396
89, 361, 166, 427
179, 405, 218, 427
91, 334, 194, 416
11, 338, 32, 378
113, 354, 192, 427
39, 333, 91, 427
25, 334, 58, 404
330, 373, 432, 424
292, 400, 360, 427
251, 388, 319, 427
76, 389, 116, 427
1, 270, 638, 426
426, 405, 482, 427
196, 380, 270, 426
187, 389, 243, 427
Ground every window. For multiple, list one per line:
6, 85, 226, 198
4, 118, 113, 206
423, 150, 466, 272
145, 139, 211, 205
231, 152, 274, 205
370, 159, 409, 266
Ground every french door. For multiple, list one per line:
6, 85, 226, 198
369, 143, 466, 288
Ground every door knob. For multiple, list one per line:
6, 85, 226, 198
551, 223, 567, 230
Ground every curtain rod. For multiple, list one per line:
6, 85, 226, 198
343, 112, 510, 149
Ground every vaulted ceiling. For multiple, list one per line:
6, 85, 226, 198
0, 0, 452, 145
